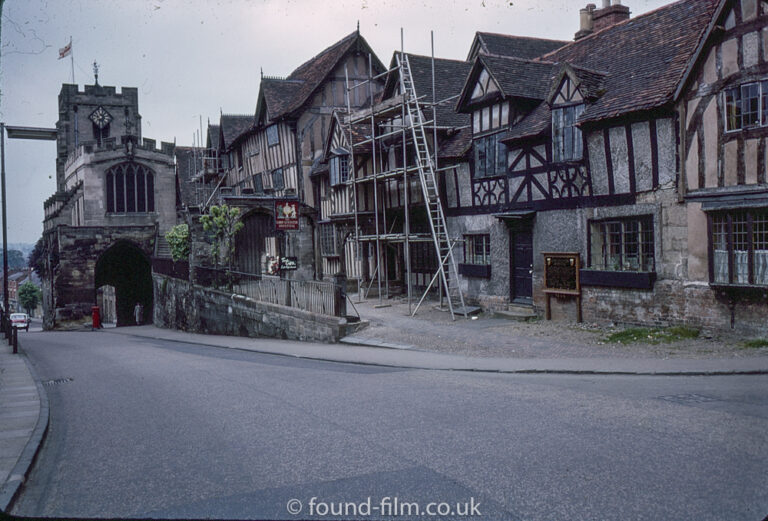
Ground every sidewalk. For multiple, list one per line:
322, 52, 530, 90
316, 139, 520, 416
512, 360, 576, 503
0, 340, 48, 513
106, 324, 768, 376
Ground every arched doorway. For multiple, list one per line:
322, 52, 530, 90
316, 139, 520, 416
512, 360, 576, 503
95, 241, 152, 326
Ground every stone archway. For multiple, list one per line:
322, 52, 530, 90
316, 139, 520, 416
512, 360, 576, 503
95, 240, 152, 326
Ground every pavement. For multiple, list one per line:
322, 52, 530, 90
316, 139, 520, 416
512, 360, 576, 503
0, 331, 48, 514
1, 312, 767, 514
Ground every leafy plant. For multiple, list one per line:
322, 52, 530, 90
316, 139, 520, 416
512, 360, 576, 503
18, 281, 42, 315
200, 205, 244, 289
165, 224, 190, 262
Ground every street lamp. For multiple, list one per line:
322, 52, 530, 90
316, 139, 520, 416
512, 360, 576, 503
0, 124, 57, 322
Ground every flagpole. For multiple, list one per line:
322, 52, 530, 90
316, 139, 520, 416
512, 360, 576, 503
69, 36, 75, 83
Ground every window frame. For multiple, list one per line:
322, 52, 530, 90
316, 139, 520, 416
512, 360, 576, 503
320, 223, 338, 257
266, 124, 280, 147
329, 154, 349, 187
271, 168, 284, 191
724, 79, 768, 132
552, 103, 585, 163
463, 234, 491, 265
709, 209, 768, 286
588, 216, 655, 273
473, 131, 508, 179
105, 162, 155, 214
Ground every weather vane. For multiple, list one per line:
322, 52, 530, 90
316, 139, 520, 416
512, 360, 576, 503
93, 61, 100, 85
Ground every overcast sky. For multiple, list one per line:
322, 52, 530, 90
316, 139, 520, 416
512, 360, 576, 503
0, 0, 671, 244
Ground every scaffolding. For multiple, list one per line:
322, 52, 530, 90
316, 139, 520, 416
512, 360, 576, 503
342, 31, 471, 320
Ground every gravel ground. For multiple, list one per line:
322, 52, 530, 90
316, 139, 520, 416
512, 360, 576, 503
349, 297, 768, 360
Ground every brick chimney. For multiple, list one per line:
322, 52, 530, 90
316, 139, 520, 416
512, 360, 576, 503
575, 1, 630, 40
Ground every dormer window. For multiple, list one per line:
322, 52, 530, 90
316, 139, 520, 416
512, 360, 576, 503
329, 153, 349, 186
552, 104, 585, 162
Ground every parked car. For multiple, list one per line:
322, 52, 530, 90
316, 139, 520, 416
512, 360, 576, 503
11, 313, 30, 332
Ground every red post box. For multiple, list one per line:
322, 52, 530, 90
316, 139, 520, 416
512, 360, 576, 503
92, 306, 101, 329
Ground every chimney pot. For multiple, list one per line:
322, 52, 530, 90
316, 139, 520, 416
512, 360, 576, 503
603, 0, 611, 7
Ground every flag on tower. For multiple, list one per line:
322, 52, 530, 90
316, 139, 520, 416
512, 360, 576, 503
58, 40, 72, 59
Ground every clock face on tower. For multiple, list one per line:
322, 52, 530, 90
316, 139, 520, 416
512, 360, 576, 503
89, 106, 113, 129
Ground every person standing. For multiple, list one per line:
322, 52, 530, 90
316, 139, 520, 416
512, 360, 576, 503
134, 302, 143, 325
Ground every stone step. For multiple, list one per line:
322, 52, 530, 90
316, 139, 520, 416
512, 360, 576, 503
494, 305, 537, 322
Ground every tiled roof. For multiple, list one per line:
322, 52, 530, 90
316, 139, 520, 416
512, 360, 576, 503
219, 115, 254, 150
480, 55, 557, 101
438, 127, 472, 159
471, 32, 567, 60
389, 53, 472, 128
502, 102, 551, 142
175, 146, 203, 206
261, 79, 305, 122
261, 31, 384, 123
537, 0, 720, 124
207, 124, 220, 150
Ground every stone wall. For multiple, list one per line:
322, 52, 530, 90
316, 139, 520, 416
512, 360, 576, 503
153, 274, 352, 343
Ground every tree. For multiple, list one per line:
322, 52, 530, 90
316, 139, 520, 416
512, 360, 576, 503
18, 281, 41, 315
28, 237, 46, 276
200, 205, 243, 270
165, 224, 190, 262
1, 249, 26, 269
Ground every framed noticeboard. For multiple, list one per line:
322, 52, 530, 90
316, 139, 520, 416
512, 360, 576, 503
279, 256, 298, 271
275, 200, 299, 231
542, 252, 582, 322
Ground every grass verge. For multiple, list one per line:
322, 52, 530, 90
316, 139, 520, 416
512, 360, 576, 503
606, 326, 700, 345
743, 338, 768, 349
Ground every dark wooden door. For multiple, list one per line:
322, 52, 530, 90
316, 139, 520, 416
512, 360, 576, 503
511, 229, 533, 303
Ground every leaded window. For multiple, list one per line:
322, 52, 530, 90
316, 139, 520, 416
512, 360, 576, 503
266, 124, 279, 146
106, 163, 154, 213
552, 104, 585, 162
710, 210, 768, 286
320, 224, 337, 256
590, 216, 654, 272
473, 132, 507, 178
464, 234, 491, 265
271, 168, 284, 190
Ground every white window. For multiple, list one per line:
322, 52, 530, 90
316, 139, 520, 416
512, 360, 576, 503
725, 81, 768, 131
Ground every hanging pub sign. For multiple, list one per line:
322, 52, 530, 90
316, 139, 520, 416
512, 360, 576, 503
279, 256, 298, 271
275, 200, 299, 231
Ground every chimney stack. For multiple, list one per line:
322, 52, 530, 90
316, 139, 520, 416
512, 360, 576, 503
575, 4, 596, 40
575, 1, 630, 41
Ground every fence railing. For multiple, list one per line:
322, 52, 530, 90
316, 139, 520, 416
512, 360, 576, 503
192, 266, 346, 317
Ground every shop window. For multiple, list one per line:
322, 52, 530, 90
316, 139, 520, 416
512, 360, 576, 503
590, 216, 654, 272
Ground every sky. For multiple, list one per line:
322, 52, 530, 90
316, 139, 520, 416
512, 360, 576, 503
0, 0, 672, 244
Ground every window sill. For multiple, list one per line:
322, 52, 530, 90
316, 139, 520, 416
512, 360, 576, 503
580, 269, 656, 289
459, 263, 491, 278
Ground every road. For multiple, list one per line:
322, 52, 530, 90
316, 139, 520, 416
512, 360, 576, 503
10, 330, 768, 521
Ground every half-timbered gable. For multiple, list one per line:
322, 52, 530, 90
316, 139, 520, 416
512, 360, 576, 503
677, 0, 768, 313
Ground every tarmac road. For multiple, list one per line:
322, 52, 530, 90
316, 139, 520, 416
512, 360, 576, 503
11, 330, 768, 520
